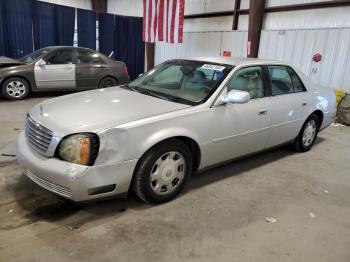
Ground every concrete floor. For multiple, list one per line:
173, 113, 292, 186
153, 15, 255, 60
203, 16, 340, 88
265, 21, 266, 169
0, 94, 349, 262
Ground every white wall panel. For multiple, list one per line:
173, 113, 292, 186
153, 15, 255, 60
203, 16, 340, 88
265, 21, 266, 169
155, 31, 247, 65
263, 7, 350, 30
185, 0, 206, 14
258, 28, 350, 92
267, 0, 333, 7
155, 32, 222, 65
41, 0, 92, 9
204, 0, 235, 13
107, 0, 143, 17
221, 31, 248, 57
184, 16, 234, 32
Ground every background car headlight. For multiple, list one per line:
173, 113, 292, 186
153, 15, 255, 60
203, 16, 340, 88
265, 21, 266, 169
57, 133, 99, 166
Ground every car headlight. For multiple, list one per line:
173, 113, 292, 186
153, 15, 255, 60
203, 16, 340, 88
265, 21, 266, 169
57, 133, 99, 166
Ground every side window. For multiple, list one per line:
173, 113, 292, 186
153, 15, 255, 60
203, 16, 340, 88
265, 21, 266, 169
288, 68, 306, 92
153, 65, 183, 83
76, 49, 105, 64
268, 66, 294, 95
227, 66, 265, 99
46, 49, 73, 65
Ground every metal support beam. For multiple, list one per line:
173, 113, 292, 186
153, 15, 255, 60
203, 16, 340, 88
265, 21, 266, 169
247, 0, 265, 58
91, 0, 107, 13
146, 43, 155, 71
232, 0, 241, 30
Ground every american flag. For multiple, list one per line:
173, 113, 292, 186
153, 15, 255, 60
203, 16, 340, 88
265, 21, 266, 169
143, 0, 185, 43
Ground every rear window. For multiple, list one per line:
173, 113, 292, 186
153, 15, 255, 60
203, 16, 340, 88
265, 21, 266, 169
268, 66, 294, 96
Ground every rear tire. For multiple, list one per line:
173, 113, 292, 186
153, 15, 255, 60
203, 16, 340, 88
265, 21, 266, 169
98, 76, 118, 88
133, 140, 192, 204
1, 77, 30, 100
293, 114, 320, 152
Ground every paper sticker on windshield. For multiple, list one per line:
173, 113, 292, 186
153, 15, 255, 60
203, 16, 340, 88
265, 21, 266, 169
201, 64, 226, 71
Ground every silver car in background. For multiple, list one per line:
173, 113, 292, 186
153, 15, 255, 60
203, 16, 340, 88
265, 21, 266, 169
16, 57, 336, 204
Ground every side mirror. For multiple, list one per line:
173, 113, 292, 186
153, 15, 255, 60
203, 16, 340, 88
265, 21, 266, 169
222, 90, 250, 104
36, 59, 46, 66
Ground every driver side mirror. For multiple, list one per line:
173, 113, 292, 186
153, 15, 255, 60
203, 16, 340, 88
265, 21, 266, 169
36, 59, 46, 66
221, 90, 250, 104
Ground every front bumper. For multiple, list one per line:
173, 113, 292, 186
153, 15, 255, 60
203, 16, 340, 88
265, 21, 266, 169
16, 131, 138, 201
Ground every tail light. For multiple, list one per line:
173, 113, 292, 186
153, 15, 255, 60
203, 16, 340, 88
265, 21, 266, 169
123, 65, 129, 76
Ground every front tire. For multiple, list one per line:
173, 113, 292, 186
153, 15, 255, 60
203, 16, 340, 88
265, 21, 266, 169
133, 140, 192, 204
1, 77, 30, 100
293, 114, 320, 152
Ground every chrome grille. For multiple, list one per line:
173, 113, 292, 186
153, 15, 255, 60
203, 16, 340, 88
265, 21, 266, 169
24, 169, 72, 198
25, 114, 53, 154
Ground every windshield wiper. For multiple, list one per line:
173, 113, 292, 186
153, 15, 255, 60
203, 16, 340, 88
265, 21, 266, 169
120, 84, 138, 92
136, 89, 170, 101
121, 84, 169, 101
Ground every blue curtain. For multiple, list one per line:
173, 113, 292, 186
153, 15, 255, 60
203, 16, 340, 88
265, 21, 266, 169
0, 1, 6, 56
114, 15, 145, 80
32, 1, 55, 50
99, 13, 114, 57
77, 9, 96, 49
1, 0, 33, 58
54, 5, 75, 46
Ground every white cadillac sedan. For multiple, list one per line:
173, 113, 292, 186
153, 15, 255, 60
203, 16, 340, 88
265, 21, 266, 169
17, 57, 336, 204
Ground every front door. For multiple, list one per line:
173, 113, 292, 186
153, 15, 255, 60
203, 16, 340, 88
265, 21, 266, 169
206, 66, 271, 166
34, 48, 75, 89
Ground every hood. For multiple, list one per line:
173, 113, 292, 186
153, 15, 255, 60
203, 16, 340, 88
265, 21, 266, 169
0, 56, 26, 67
29, 87, 189, 136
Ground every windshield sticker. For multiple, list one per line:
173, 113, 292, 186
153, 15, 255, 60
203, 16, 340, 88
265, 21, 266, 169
201, 64, 226, 71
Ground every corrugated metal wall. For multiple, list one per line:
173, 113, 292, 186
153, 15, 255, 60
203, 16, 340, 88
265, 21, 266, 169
155, 28, 350, 91
259, 28, 350, 91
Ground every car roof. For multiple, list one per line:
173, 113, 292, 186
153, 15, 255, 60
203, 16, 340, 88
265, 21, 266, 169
42, 46, 95, 52
185, 56, 286, 66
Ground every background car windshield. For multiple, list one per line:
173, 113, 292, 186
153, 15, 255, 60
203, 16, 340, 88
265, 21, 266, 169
130, 60, 232, 105
19, 48, 51, 64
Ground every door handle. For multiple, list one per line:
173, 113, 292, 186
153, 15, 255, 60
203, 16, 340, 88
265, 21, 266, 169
302, 101, 308, 106
258, 109, 268, 115
63, 66, 72, 70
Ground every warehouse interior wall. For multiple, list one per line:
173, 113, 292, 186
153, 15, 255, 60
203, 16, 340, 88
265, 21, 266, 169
41, 0, 92, 10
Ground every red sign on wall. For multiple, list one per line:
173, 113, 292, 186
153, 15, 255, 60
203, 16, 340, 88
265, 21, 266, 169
223, 51, 231, 57
312, 53, 322, 63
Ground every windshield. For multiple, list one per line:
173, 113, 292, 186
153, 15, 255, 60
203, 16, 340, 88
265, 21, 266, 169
19, 48, 51, 64
129, 60, 233, 105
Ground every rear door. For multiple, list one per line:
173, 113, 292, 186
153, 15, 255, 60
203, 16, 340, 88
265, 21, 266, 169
75, 49, 107, 89
34, 48, 75, 89
267, 65, 309, 147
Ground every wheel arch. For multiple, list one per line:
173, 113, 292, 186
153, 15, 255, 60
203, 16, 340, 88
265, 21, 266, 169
310, 109, 324, 128
1, 75, 32, 90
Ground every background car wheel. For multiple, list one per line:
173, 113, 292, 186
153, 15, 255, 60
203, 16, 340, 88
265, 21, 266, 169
293, 114, 320, 152
1, 77, 30, 100
133, 139, 192, 204
98, 76, 118, 88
